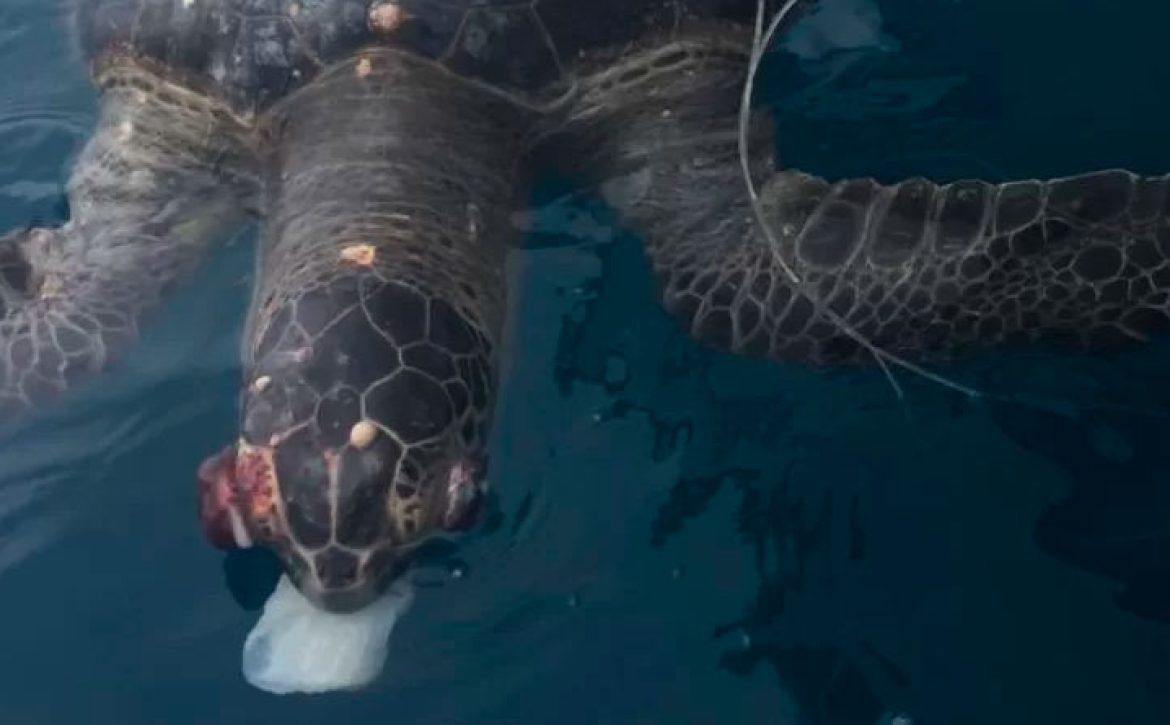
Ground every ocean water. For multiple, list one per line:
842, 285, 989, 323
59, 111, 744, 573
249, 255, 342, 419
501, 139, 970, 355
1, 1, 1169, 724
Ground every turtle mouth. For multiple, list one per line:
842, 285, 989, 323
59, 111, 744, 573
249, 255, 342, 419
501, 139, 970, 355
197, 445, 254, 550
295, 575, 389, 614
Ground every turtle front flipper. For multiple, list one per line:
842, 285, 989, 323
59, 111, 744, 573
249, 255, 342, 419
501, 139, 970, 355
233, 50, 519, 622
544, 31, 1170, 365
0, 57, 256, 419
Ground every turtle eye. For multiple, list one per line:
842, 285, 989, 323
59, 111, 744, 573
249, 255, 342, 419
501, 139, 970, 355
441, 455, 487, 532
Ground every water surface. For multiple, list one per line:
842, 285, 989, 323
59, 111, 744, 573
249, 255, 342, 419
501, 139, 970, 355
2, 2, 1170, 723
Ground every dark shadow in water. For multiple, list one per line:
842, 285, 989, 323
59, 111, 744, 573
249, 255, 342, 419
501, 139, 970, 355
656, 465, 899, 724
706, 465, 910, 725
223, 548, 281, 611
988, 399, 1170, 625
549, 226, 908, 723
550, 185, 1170, 722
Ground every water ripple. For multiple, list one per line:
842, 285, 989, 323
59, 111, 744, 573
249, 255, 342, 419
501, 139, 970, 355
0, 510, 68, 577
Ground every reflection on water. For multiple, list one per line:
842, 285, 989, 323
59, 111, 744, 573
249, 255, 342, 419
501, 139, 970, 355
991, 392, 1170, 626
551, 220, 1170, 722
781, 0, 900, 63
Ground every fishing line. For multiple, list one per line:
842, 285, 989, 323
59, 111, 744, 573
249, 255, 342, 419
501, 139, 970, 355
736, 0, 1170, 425
740, 0, 985, 404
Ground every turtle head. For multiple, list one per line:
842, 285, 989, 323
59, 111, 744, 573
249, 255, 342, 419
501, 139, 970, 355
199, 276, 495, 612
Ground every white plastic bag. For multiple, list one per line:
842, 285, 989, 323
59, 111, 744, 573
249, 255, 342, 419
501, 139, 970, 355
242, 575, 415, 695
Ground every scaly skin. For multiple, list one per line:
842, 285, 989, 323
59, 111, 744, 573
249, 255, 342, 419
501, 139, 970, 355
62, 0, 774, 614
71, 0, 769, 117
228, 49, 523, 611
544, 31, 1170, 364
0, 56, 256, 418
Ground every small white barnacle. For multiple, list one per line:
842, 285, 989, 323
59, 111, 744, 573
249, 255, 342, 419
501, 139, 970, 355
350, 420, 378, 449
340, 243, 376, 266
368, 2, 406, 33
181, 0, 196, 8
252, 375, 271, 393
118, 120, 133, 140
355, 57, 373, 79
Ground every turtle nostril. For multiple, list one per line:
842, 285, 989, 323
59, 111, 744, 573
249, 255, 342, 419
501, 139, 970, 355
314, 546, 361, 589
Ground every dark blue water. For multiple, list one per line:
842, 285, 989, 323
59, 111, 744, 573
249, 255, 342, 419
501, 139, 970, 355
2, 1, 1170, 723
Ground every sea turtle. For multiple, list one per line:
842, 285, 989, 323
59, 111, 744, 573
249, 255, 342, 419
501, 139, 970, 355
6, 0, 1169, 617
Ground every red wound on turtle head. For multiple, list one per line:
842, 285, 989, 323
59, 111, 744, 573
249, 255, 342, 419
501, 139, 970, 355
197, 445, 253, 550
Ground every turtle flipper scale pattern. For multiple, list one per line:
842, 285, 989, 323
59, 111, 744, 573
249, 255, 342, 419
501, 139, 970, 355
546, 30, 1170, 364
233, 51, 516, 611
698, 168, 1170, 360
72, 0, 764, 115
0, 58, 256, 419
